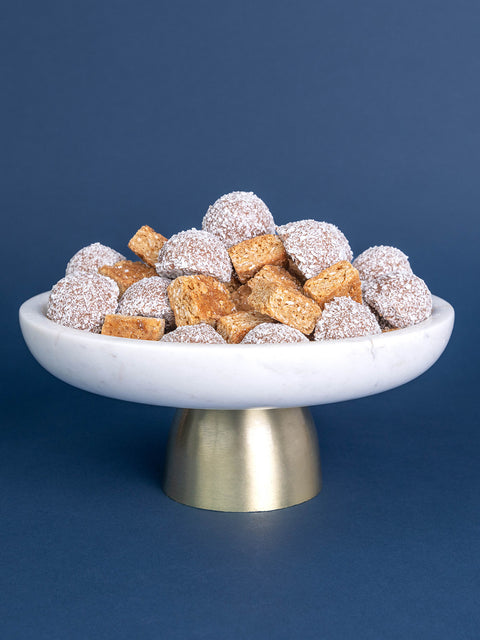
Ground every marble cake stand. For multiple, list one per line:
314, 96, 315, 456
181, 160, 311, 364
19, 292, 454, 512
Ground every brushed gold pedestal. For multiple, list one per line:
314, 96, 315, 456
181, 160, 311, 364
163, 407, 321, 512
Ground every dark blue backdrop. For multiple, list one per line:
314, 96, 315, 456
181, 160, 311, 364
2, 2, 479, 638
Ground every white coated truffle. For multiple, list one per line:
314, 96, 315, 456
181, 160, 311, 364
314, 296, 381, 340
65, 242, 126, 275
47, 272, 119, 333
363, 273, 432, 329
160, 323, 226, 344
117, 276, 175, 329
202, 191, 275, 248
156, 229, 233, 282
241, 323, 309, 344
276, 220, 352, 279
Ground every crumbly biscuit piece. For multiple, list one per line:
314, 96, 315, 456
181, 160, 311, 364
101, 314, 165, 340
303, 261, 362, 309
216, 311, 273, 344
228, 234, 287, 283
167, 275, 235, 327
231, 266, 301, 312
128, 225, 168, 267
99, 260, 156, 295
247, 281, 321, 335
250, 264, 302, 291
231, 284, 255, 312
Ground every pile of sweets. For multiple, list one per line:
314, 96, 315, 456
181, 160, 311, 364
46, 191, 433, 344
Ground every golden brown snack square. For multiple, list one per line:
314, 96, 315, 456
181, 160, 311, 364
228, 234, 288, 283
231, 265, 301, 312
231, 284, 255, 312
128, 225, 167, 267
249, 264, 302, 291
167, 275, 235, 327
216, 311, 273, 343
303, 261, 362, 309
247, 281, 321, 335
101, 314, 165, 340
99, 260, 156, 296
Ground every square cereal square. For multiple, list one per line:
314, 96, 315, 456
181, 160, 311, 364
101, 314, 165, 340
228, 235, 287, 283
167, 275, 235, 327
128, 225, 167, 267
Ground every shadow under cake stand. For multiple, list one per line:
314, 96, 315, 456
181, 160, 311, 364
19, 293, 454, 512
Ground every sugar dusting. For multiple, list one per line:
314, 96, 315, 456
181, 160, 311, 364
241, 322, 309, 344
362, 273, 432, 328
314, 296, 381, 340
47, 272, 119, 333
353, 245, 412, 281
161, 323, 226, 344
276, 220, 353, 279
156, 229, 232, 282
117, 276, 175, 329
65, 242, 125, 275
202, 191, 275, 248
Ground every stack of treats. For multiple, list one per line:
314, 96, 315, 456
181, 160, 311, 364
46, 191, 433, 344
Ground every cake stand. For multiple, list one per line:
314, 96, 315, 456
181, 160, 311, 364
19, 292, 454, 512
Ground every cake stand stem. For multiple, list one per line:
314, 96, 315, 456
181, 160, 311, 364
163, 407, 321, 512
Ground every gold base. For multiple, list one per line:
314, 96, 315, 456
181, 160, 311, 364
163, 407, 321, 512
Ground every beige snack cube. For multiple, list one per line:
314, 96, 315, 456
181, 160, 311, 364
250, 264, 302, 291
303, 261, 362, 309
248, 281, 321, 335
101, 314, 165, 340
231, 284, 255, 312
231, 265, 301, 312
228, 234, 288, 283
99, 260, 156, 296
168, 275, 235, 327
216, 311, 273, 344
128, 225, 168, 267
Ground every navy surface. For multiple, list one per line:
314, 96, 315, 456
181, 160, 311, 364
2, 1, 479, 638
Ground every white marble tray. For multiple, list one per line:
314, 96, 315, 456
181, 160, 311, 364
19, 292, 454, 410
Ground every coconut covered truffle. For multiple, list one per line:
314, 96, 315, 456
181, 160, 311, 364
241, 323, 309, 344
363, 273, 432, 329
314, 296, 381, 340
65, 242, 126, 276
117, 276, 175, 329
202, 191, 275, 248
353, 245, 412, 282
156, 229, 232, 282
276, 220, 353, 280
47, 272, 119, 333
160, 323, 226, 344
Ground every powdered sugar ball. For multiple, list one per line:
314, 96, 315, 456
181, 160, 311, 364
47, 272, 119, 333
241, 323, 309, 344
276, 220, 353, 279
117, 276, 174, 329
314, 297, 381, 341
65, 242, 125, 276
156, 229, 232, 282
363, 273, 432, 329
202, 191, 275, 248
353, 245, 412, 282
161, 324, 226, 344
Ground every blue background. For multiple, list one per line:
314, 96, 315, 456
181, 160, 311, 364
2, 1, 479, 638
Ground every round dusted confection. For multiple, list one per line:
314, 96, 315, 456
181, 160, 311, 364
314, 297, 381, 341
276, 220, 353, 280
161, 323, 226, 344
47, 272, 119, 333
241, 323, 309, 344
353, 245, 412, 282
65, 242, 125, 276
363, 273, 432, 329
156, 229, 233, 282
202, 191, 275, 248
117, 276, 174, 328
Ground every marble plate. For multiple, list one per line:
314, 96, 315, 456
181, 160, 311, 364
19, 292, 454, 409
